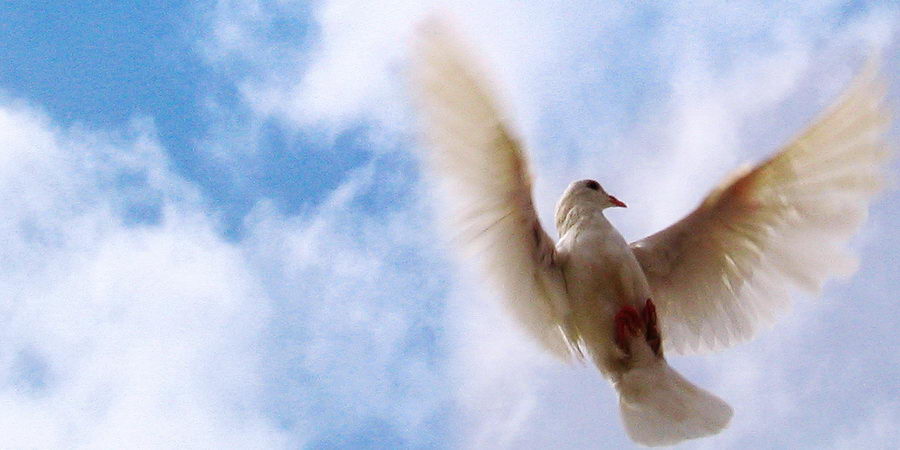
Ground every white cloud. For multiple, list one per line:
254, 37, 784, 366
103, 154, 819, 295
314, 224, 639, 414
235, 172, 451, 447
0, 96, 450, 447
0, 100, 288, 448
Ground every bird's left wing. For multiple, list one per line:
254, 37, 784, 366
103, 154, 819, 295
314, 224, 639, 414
411, 21, 579, 361
630, 61, 891, 355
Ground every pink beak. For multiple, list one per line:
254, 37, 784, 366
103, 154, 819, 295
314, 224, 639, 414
608, 195, 627, 208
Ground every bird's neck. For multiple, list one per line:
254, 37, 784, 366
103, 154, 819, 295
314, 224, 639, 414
557, 204, 611, 237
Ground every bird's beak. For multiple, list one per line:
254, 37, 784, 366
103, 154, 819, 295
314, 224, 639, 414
608, 195, 627, 208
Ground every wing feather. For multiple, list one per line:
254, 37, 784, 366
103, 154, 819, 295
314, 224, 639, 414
631, 61, 891, 354
411, 21, 578, 360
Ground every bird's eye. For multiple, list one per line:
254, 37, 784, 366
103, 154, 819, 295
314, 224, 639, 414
585, 180, 600, 191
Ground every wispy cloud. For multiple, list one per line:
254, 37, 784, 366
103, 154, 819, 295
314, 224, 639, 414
237, 164, 451, 447
0, 97, 448, 447
0, 101, 287, 447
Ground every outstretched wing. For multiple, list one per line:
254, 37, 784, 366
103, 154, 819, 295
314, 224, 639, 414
411, 21, 578, 360
630, 61, 891, 355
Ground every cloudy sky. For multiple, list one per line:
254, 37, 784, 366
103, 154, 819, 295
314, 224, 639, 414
1, 1, 897, 448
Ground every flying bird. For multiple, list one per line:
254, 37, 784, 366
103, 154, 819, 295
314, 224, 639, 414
411, 21, 891, 447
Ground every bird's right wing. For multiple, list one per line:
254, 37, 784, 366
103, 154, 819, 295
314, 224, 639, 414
630, 61, 891, 354
411, 21, 579, 361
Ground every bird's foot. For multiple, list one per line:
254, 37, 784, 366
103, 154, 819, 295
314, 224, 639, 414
615, 299, 663, 357
614, 305, 643, 353
642, 298, 662, 356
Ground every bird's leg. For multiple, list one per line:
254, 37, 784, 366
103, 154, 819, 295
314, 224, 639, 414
642, 298, 662, 356
614, 305, 643, 354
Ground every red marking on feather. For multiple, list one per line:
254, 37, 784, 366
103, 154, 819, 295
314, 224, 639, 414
643, 298, 662, 356
614, 305, 642, 353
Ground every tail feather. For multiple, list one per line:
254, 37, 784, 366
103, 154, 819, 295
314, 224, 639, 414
615, 359, 732, 447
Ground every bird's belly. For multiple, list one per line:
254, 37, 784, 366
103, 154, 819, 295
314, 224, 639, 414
562, 237, 653, 373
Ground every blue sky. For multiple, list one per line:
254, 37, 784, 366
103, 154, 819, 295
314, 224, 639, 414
0, 1, 897, 448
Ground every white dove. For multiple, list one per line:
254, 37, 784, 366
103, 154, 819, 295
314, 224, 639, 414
411, 21, 891, 447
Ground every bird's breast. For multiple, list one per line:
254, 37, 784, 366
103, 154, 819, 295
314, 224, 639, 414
561, 226, 651, 310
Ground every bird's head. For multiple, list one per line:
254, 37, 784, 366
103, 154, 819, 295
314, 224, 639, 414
555, 179, 626, 233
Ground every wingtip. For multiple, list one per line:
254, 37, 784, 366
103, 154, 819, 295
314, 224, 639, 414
839, 50, 889, 111
411, 12, 465, 55
409, 13, 470, 84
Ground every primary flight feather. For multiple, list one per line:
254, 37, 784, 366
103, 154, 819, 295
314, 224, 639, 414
411, 20, 891, 447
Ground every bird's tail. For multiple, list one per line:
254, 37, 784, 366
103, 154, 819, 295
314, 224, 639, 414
614, 358, 732, 447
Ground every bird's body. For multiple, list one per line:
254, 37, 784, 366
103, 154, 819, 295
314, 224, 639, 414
556, 190, 652, 372
411, 19, 890, 447
553, 182, 734, 444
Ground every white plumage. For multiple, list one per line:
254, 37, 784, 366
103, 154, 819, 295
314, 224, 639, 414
411, 19, 891, 447
630, 64, 890, 354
